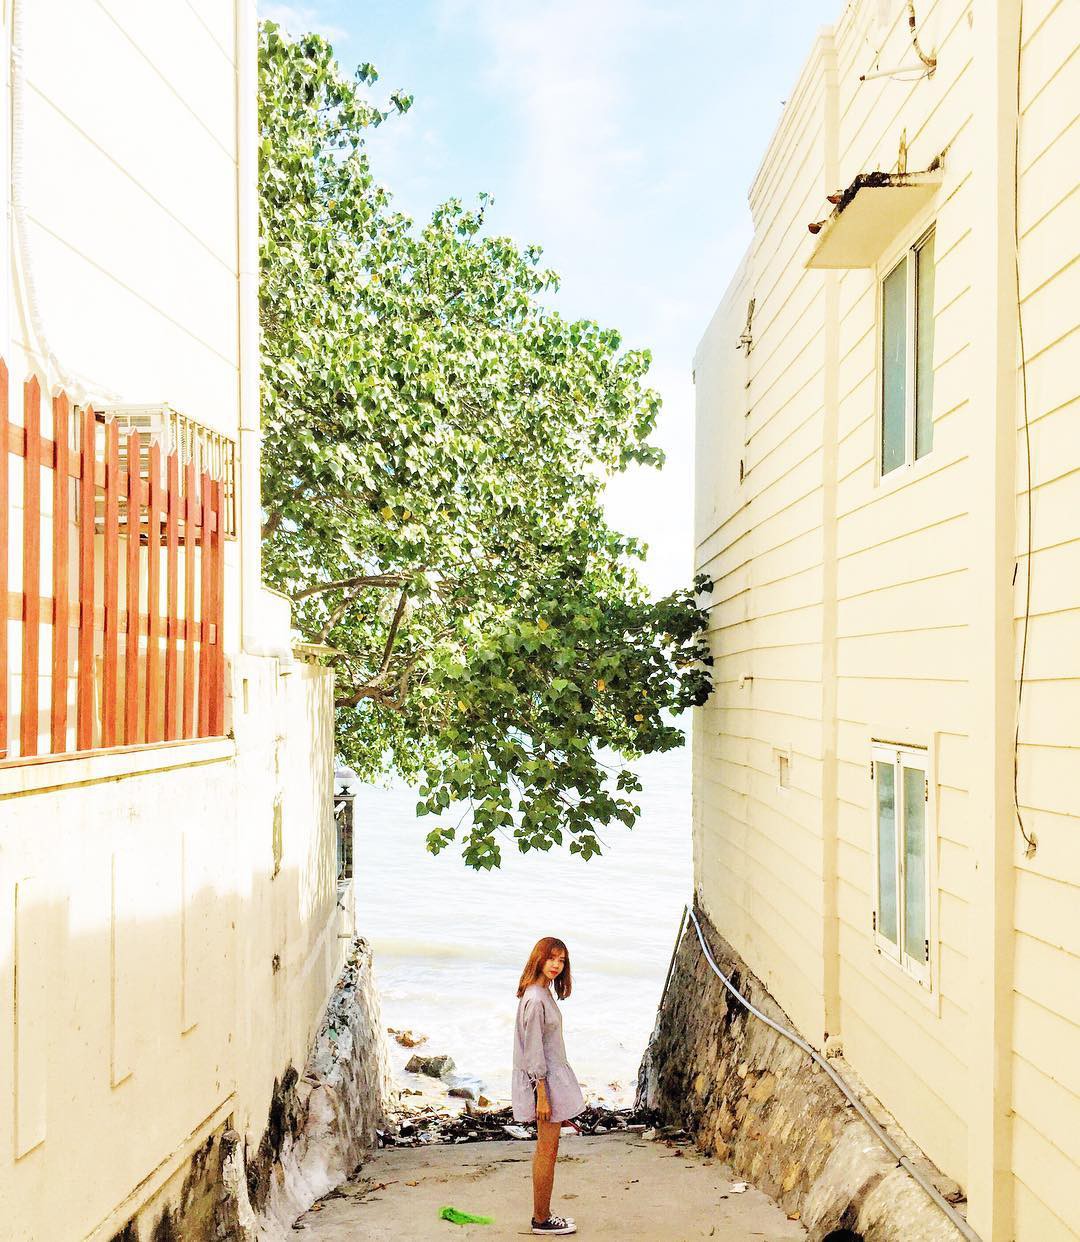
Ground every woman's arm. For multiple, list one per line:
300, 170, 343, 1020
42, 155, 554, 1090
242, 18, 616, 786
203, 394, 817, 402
535, 1078, 551, 1123
521, 996, 550, 1120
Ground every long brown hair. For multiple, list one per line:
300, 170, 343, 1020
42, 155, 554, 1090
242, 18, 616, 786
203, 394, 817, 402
516, 936, 572, 1000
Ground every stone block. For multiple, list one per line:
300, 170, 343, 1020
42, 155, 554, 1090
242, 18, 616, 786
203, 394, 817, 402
749, 1072, 776, 1103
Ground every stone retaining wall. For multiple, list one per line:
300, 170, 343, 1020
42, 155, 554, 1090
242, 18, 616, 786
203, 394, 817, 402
636, 906, 970, 1242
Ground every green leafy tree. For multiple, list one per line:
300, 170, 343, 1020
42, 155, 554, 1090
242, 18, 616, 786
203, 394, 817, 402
258, 22, 713, 869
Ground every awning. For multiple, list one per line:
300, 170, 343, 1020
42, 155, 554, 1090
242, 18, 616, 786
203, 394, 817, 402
805, 169, 943, 270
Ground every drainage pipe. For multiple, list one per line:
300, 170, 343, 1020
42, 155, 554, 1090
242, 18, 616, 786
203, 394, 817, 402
665, 904, 982, 1242
234, 0, 273, 657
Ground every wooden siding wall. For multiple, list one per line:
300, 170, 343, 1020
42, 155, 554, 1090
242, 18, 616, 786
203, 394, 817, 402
1010, 0, 1080, 1235
693, 39, 832, 1044
694, 1, 1080, 1235
829, 0, 973, 1184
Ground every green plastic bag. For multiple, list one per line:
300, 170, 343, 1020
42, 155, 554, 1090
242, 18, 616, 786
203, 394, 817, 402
439, 1205, 494, 1226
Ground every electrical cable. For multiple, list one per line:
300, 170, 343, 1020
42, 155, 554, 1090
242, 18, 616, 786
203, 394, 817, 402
906, 1, 937, 74
859, 2, 936, 83
654, 905, 983, 1242
1011, 2, 1036, 858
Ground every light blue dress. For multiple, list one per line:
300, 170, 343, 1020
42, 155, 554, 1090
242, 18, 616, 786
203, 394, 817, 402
511, 983, 586, 1123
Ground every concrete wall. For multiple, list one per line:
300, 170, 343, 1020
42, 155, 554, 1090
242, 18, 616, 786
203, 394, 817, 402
693, 1, 1080, 1238
0, 657, 352, 1241
0, 2, 372, 1237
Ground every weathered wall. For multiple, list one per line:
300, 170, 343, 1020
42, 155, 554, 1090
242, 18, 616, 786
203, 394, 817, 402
0, 659, 373, 1241
828, 1, 974, 1190
111, 941, 391, 1242
639, 907, 967, 1242
693, 0, 1080, 1237
247, 941, 393, 1242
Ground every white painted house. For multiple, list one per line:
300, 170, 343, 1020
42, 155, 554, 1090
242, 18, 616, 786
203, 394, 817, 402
0, 3, 362, 1238
693, 1, 1080, 1237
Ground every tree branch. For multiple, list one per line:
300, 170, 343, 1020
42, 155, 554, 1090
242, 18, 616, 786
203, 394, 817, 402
375, 587, 409, 678
262, 506, 287, 540
333, 595, 415, 709
315, 593, 352, 645
334, 652, 416, 711
292, 572, 408, 601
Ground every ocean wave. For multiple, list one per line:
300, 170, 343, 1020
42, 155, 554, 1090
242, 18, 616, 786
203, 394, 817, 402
371, 937, 661, 978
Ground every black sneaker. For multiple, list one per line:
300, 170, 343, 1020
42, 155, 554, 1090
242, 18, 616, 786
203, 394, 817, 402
531, 1216, 576, 1235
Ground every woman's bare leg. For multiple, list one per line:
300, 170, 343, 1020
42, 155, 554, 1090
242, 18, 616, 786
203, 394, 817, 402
532, 1119, 561, 1221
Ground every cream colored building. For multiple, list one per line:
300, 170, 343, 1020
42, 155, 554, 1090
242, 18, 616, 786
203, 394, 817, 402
0, 2, 357, 1238
693, 1, 1079, 1238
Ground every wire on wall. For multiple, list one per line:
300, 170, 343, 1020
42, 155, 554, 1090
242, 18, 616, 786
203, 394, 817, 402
1012, 1, 1037, 859
906, 1, 937, 74
859, 1, 937, 83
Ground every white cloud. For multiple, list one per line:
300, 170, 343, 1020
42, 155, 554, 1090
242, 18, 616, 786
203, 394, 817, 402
440, 0, 655, 240
258, 3, 348, 44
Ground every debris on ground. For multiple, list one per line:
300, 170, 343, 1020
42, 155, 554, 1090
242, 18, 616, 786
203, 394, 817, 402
438, 1206, 494, 1226
378, 1099, 664, 1148
389, 1027, 429, 1049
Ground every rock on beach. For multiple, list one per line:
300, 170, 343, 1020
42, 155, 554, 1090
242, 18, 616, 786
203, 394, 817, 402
405, 1053, 455, 1079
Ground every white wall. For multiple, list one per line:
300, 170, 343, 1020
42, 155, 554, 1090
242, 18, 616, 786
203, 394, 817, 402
693, 1, 1080, 1236
10, 0, 240, 428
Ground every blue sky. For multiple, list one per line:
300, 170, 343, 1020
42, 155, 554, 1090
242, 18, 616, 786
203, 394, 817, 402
260, 0, 839, 592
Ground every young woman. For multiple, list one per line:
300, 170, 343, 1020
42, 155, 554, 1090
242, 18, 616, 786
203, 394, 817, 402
512, 936, 585, 1236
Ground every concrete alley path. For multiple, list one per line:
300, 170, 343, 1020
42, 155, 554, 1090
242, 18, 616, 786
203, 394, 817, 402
293, 1133, 807, 1241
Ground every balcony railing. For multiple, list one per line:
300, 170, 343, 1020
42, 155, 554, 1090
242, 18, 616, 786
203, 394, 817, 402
0, 364, 230, 762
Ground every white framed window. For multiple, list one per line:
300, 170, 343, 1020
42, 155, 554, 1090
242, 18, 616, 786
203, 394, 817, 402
871, 742, 931, 988
880, 226, 936, 476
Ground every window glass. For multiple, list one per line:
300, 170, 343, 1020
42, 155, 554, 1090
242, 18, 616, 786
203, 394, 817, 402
881, 260, 908, 474
875, 760, 898, 945
902, 764, 927, 964
915, 232, 936, 460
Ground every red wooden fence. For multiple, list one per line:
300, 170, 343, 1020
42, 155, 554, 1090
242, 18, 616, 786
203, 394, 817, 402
0, 367, 227, 762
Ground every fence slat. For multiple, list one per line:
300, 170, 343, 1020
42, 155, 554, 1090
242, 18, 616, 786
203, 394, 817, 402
0, 361, 8, 758
145, 441, 163, 743
182, 461, 196, 738
101, 418, 120, 747
164, 452, 180, 741
125, 430, 142, 744
20, 378, 41, 757
76, 407, 97, 750
1, 370, 230, 764
210, 478, 224, 735
198, 470, 212, 736
51, 394, 70, 752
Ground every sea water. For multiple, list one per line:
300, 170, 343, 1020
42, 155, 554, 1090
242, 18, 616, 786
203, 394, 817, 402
355, 744, 692, 1108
